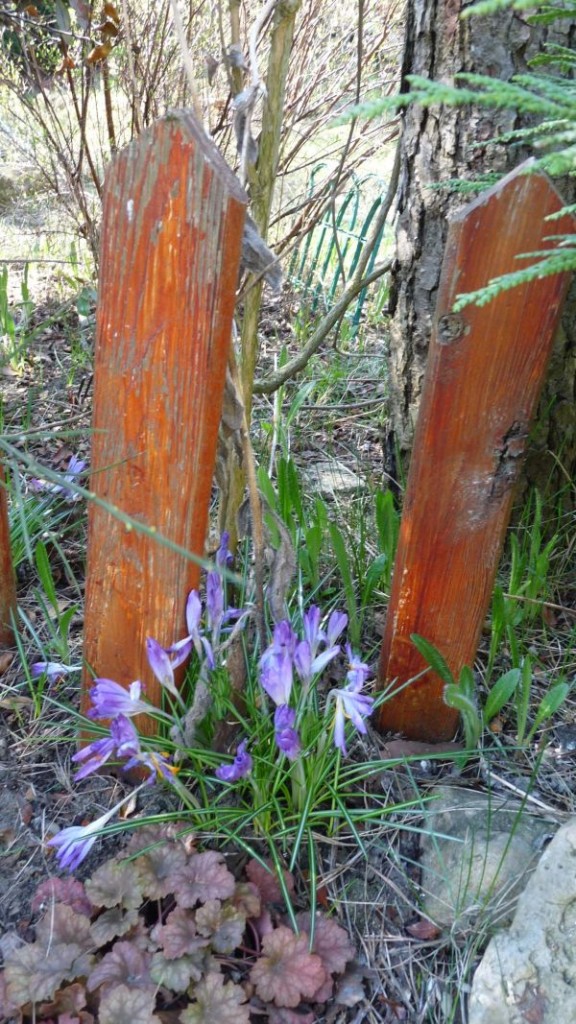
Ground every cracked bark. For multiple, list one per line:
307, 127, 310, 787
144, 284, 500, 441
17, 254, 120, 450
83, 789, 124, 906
386, 0, 576, 505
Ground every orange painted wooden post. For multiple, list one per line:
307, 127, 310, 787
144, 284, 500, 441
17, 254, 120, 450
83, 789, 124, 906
82, 111, 247, 734
0, 462, 16, 644
377, 164, 575, 742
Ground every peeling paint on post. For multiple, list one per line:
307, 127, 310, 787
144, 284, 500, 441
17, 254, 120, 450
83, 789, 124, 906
376, 163, 575, 741
0, 462, 16, 645
82, 111, 247, 732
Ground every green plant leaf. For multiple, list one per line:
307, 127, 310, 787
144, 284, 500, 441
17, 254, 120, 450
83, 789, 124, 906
34, 541, 58, 609
410, 635, 455, 687
527, 681, 570, 740
482, 669, 521, 724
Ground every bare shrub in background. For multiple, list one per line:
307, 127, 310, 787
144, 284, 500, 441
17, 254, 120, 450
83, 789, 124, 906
0, 0, 401, 262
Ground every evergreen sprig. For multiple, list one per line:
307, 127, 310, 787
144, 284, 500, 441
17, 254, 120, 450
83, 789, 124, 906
338, 0, 576, 308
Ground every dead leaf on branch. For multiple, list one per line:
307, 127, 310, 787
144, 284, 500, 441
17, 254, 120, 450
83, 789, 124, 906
405, 919, 442, 941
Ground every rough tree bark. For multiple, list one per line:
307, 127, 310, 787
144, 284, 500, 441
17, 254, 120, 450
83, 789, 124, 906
386, 0, 576, 504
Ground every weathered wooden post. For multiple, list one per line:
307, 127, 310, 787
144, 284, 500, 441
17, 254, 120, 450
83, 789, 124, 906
377, 164, 575, 741
82, 111, 247, 733
0, 462, 16, 644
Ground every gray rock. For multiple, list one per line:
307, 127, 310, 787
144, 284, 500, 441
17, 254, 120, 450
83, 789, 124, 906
301, 460, 364, 498
420, 786, 555, 929
469, 817, 576, 1024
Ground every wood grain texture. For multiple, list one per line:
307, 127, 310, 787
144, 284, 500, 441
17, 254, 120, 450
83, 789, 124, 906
0, 463, 16, 644
377, 163, 574, 741
82, 111, 247, 732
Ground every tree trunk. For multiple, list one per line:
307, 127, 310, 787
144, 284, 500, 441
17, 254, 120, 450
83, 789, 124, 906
386, 0, 576, 505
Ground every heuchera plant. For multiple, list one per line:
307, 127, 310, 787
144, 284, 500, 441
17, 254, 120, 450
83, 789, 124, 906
1, 825, 360, 1024
41, 534, 375, 874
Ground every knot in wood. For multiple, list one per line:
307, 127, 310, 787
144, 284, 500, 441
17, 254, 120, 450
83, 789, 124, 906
437, 312, 467, 345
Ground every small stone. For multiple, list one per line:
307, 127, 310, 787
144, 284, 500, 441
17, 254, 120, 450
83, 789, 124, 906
469, 817, 576, 1024
420, 785, 555, 930
301, 460, 364, 498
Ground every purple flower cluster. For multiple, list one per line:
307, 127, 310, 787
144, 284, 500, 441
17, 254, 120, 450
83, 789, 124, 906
217, 606, 374, 783
47, 535, 243, 871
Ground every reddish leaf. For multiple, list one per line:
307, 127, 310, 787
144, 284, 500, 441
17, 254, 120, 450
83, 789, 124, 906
150, 951, 209, 992
230, 882, 261, 919
36, 906, 93, 949
38, 981, 87, 1018
136, 844, 187, 899
405, 919, 442, 941
32, 879, 93, 918
151, 907, 209, 960
86, 941, 152, 993
295, 913, 355, 974
173, 852, 235, 908
90, 908, 140, 946
245, 859, 295, 904
250, 926, 326, 1008
179, 971, 250, 1024
98, 984, 161, 1024
85, 861, 143, 909
5, 943, 93, 1005
195, 899, 246, 954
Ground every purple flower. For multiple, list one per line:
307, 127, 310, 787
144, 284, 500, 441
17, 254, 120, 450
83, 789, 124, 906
216, 532, 234, 569
294, 640, 340, 689
110, 714, 141, 759
260, 650, 293, 706
326, 610, 348, 647
260, 621, 297, 705
330, 657, 374, 756
123, 749, 178, 785
146, 636, 192, 699
206, 571, 224, 638
33, 454, 87, 501
184, 590, 215, 668
345, 644, 371, 689
31, 661, 81, 681
186, 590, 202, 636
48, 818, 110, 871
72, 715, 142, 781
87, 678, 150, 720
215, 740, 252, 783
274, 705, 301, 760
48, 785, 147, 871
303, 606, 322, 655
72, 733, 117, 781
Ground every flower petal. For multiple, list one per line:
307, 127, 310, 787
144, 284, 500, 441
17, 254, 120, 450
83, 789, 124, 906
185, 590, 202, 636
88, 678, 149, 719
326, 610, 348, 647
215, 740, 252, 783
274, 705, 301, 760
